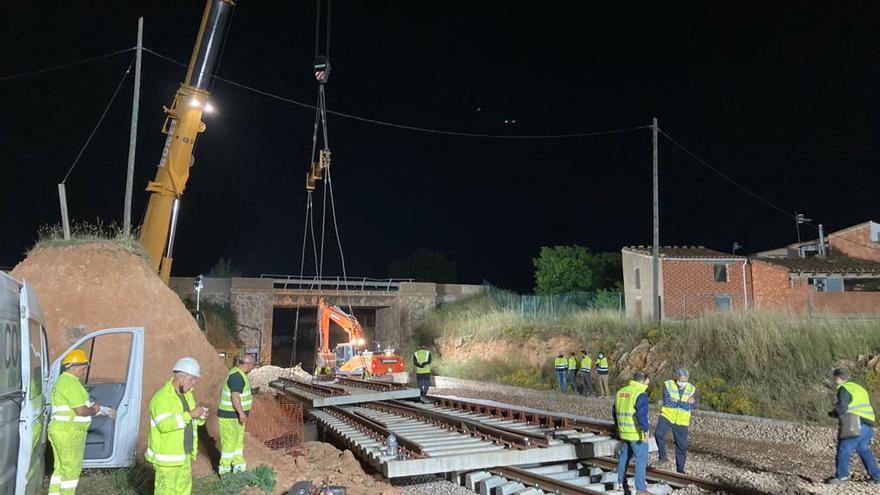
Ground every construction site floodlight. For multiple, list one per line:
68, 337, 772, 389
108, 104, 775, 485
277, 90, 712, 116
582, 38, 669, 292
189, 98, 201, 108
203, 102, 215, 113
357, 338, 366, 346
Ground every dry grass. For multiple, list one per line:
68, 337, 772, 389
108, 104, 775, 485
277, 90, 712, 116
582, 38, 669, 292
30, 221, 150, 263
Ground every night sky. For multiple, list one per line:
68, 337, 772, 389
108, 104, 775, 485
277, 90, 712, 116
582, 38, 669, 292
2, 1, 879, 292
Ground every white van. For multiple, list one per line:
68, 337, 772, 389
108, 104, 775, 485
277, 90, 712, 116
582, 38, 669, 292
0, 272, 144, 495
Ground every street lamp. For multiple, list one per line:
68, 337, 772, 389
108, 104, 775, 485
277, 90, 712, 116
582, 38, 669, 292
193, 274, 204, 312
795, 212, 811, 243
732, 242, 742, 255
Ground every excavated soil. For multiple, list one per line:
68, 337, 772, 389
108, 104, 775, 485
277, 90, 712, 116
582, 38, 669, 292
12, 243, 229, 452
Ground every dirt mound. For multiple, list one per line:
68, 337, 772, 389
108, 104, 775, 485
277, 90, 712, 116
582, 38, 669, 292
11, 243, 228, 453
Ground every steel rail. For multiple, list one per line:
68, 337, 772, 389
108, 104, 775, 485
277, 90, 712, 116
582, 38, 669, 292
324, 406, 427, 458
370, 400, 552, 448
271, 377, 348, 397
590, 457, 768, 495
430, 395, 617, 436
336, 376, 409, 391
490, 465, 610, 495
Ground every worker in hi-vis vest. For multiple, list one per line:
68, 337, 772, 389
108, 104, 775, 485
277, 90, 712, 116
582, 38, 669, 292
826, 368, 880, 485
654, 368, 696, 473
146, 357, 208, 495
48, 350, 116, 495
579, 350, 593, 397
596, 352, 610, 397
218, 354, 256, 475
567, 353, 578, 394
613, 372, 651, 495
554, 353, 568, 392
413, 343, 432, 402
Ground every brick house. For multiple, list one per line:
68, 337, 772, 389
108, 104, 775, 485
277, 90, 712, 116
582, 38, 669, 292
621, 246, 750, 321
622, 221, 880, 320
751, 221, 880, 314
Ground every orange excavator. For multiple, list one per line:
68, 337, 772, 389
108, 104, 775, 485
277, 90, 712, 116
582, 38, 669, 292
316, 298, 405, 378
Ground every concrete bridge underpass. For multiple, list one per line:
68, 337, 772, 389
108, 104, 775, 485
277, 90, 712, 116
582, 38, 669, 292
169, 275, 483, 366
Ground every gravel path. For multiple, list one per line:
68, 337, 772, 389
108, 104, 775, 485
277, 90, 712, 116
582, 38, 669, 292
431, 384, 880, 495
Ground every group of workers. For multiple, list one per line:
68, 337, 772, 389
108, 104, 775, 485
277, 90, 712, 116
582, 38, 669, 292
554, 350, 610, 397
48, 350, 256, 495
610, 367, 879, 494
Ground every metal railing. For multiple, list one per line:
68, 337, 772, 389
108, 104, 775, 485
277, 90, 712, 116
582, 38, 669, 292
259, 274, 414, 292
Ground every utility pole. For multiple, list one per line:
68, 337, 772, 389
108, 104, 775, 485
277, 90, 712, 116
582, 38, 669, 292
123, 17, 143, 241
652, 117, 660, 325
794, 212, 810, 244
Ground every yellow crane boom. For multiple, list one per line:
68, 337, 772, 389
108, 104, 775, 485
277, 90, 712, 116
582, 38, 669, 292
140, 0, 236, 282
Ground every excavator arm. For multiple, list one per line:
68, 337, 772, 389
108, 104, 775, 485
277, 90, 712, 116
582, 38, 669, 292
317, 297, 365, 369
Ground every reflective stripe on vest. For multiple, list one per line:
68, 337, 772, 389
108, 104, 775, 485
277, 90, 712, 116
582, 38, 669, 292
554, 357, 568, 370
219, 367, 252, 412
50, 373, 91, 427
580, 356, 592, 371
660, 379, 696, 426
414, 349, 432, 374
146, 379, 200, 467
841, 381, 876, 423
615, 380, 648, 441
596, 357, 609, 373
567, 357, 578, 370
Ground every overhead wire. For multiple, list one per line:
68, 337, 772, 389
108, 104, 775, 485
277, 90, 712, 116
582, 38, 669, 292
0, 47, 134, 82
61, 58, 134, 183
142, 47, 650, 140
659, 127, 879, 254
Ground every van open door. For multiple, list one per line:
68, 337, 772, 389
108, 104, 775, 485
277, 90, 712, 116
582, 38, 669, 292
13, 281, 49, 495
48, 327, 144, 468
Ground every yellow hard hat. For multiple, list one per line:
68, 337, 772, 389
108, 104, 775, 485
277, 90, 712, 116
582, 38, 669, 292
62, 349, 89, 366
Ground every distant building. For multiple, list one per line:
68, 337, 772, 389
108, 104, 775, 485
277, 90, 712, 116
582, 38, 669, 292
622, 221, 880, 320
621, 246, 749, 321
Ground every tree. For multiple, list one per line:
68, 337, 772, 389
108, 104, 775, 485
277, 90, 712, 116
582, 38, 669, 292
388, 248, 457, 283
533, 245, 594, 294
533, 245, 622, 294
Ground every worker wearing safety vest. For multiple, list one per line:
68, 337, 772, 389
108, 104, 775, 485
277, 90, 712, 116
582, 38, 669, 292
554, 354, 568, 393
579, 350, 593, 397
218, 354, 256, 475
567, 353, 578, 394
413, 343, 432, 402
596, 352, 610, 397
654, 368, 696, 473
613, 372, 651, 495
48, 350, 116, 495
826, 368, 880, 485
146, 357, 208, 495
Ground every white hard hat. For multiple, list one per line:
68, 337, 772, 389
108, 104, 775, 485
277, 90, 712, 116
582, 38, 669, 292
172, 356, 201, 377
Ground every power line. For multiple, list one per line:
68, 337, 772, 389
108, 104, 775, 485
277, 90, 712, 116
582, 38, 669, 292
61, 59, 134, 183
142, 47, 651, 140
659, 128, 879, 254
0, 47, 134, 81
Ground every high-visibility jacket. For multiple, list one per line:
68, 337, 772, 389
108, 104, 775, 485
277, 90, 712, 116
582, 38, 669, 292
414, 349, 432, 374
840, 381, 876, 423
50, 372, 92, 430
218, 367, 252, 413
615, 380, 649, 441
596, 357, 609, 374
660, 379, 696, 426
580, 355, 592, 371
567, 357, 578, 371
554, 357, 568, 371
145, 379, 205, 467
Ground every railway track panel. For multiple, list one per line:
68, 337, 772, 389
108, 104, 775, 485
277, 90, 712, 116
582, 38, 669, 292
269, 376, 420, 407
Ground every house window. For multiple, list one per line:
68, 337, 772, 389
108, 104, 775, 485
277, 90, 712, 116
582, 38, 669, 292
714, 264, 728, 282
634, 268, 641, 290
714, 295, 732, 312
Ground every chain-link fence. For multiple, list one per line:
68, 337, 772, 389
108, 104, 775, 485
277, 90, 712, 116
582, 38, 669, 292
485, 284, 623, 318
246, 394, 304, 455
